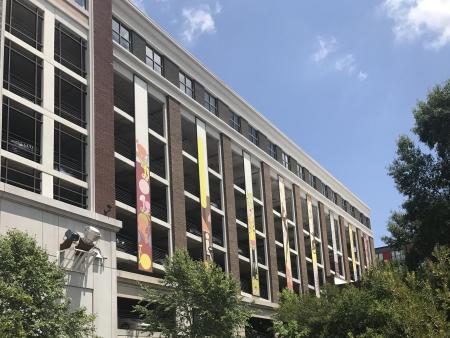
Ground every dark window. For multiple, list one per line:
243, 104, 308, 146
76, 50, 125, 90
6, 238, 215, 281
179, 72, 193, 98
204, 91, 217, 115
112, 18, 130, 50
55, 22, 87, 77
54, 178, 87, 209
249, 126, 259, 145
282, 152, 289, 169
268, 142, 277, 159
2, 98, 41, 163
229, 112, 241, 132
3, 40, 42, 104
1, 158, 41, 193
145, 45, 162, 74
54, 123, 87, 181
55, 70, 87, 127
5, 0, 43, 50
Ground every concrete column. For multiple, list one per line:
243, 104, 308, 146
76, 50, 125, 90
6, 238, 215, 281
293, 184, 309, 293
339, 216, 351, 282
220, 134, 240, 279
318, 202, 331, 278
261, 162, 279, 302
167, 96, 186, 249
41, 10, 55, 197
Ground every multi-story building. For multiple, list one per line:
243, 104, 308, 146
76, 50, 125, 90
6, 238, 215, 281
0, 0, 376, 336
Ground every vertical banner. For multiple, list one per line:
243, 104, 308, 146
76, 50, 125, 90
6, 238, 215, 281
243, 151, 260, 296
135, 77, 152, 272
364, 235, 370, 267
348, 225, 357, 281
278, 176, 293, 291
329, 212, 339, 275
196, 118, 213, 262
306, 195, 320, 296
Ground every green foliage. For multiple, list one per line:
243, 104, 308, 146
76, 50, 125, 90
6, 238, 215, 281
385, 79, 450, 267
134, 249, 251, 337
0, 230, 95, 338
274, 247, 450, 338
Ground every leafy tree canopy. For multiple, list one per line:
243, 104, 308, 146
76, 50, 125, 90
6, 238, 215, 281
274, 247, 450, 338
134, 249, 251, 337
385, 79, 450, 267
0, 230, 95, 338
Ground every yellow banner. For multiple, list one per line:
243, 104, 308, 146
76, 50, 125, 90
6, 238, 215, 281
243, 152, 260, 296
196, 119, 213, 263
278, 176, 293, 291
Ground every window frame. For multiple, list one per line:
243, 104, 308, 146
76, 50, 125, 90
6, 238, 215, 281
179, 71, 194, 98
248, 126, 259, 145
203, 91, 217, 115
229, 111, 241, 132
112, 18, 131, 50
145, 45, 162, 75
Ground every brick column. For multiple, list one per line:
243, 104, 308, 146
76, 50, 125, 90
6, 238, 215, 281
339, 215, 351, 282
93, 0, 115, 216
167, 96, 186, 249
356, 228, 365, 271
293, 185, 309, 293
261, 162, 279, 302
220, 134, 240, 279
318, 202, 331, 278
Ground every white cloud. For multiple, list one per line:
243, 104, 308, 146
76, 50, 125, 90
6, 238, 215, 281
383, 0, 450, 48
311, 36, 337, 62
181, 5, 220, 43
358, 71, 368, 81
335, 54, 356, 73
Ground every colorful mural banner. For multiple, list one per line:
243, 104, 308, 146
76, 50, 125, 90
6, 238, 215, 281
278, 176, 293, 291
196, 119, 213, 263
306, 195, 320, 296
348, 225, 357, 281
329, 212, 339, 275
135, 77, 152, 272
363, 235, 370, 267
243, 151, 260, 296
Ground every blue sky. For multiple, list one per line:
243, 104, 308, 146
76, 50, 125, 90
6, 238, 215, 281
132, 0, 450, 246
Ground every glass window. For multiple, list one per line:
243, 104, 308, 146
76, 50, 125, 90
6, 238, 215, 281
3, 40, 42, 105
112, 18, 130, 50
5, 0, 43, 50
54, 123, 87, 181
281, 152, 289, 169
145, 46, 162, 75
55, 69, 87, 127
204, 91, 217, 114
248, 126, 259, 145
229, 112, 241, 132
268, 142, 277, 159
2, 98, 41, 163
55, 22, 87, 77
179, 72, 194, 98
296, 163, 302, 177
74, 0, 87, 10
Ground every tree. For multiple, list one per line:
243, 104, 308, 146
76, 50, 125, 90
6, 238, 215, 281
274, 247, 450, 338
0, 230, 95, 338
385, 79, 450, 267
134, 249, 251, 337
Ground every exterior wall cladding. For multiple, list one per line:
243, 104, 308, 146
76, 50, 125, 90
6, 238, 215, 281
0, 0, 375, 336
